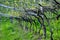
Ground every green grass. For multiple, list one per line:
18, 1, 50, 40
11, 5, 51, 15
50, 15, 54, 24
0, 0, 60, 40
0, 15, 60, 40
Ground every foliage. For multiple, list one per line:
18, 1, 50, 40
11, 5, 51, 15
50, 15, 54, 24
0, 0, 60, 40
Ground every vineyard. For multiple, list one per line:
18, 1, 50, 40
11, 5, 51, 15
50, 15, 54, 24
0, 0, 60, 40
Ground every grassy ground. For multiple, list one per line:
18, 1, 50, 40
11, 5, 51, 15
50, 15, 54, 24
0, 0, 60, 40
